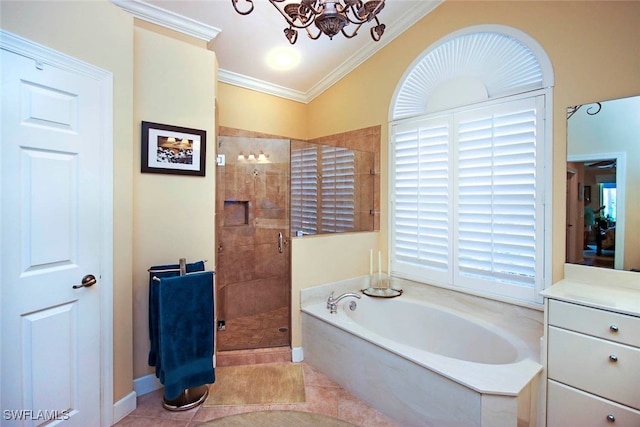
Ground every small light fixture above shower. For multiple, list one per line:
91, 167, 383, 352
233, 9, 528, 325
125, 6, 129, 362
237, 151, 270, 163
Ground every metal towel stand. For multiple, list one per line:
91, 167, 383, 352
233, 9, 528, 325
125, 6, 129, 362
155, 257, 210, 411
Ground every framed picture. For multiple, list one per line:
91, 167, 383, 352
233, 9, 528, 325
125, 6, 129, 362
141, 121, 207, 176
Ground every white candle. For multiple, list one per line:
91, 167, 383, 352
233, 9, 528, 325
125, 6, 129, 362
369, 249, 373, 276
378, 251, 382, 276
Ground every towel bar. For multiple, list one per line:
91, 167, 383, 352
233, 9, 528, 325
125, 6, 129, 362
148, 259, 208, 274
151, 257, 214, 412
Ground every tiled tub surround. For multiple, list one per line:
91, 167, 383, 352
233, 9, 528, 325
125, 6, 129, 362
301, 277, 543, 427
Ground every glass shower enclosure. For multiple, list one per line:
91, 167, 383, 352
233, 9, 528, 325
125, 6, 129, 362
215, 134, 375, 352
215, 135, 291, 351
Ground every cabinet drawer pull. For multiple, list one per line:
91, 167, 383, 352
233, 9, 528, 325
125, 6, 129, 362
607, 414, 615, 422
609, 354, 618, 362
609, 325, 619, 333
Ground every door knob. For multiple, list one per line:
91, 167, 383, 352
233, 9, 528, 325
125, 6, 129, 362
73, 274, 97, 289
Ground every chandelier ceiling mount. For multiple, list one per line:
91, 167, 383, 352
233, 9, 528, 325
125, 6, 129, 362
231, 0, 386, 45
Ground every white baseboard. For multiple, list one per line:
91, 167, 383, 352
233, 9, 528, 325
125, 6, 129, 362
133, 373, 163, 397
292, 347, 304, 362
112, 391, 136, 423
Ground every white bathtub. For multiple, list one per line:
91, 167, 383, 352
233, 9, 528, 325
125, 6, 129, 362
300, 277, 543, 427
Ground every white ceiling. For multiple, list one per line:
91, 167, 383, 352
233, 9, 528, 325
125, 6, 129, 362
111, 0, 442, 103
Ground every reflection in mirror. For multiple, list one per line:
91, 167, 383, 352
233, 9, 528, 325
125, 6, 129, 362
291, 140, 375, 236
566, 95, 640, 271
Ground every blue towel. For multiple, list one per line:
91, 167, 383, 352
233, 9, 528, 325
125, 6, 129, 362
148, 261, 205, 368
157, 271, 215, 400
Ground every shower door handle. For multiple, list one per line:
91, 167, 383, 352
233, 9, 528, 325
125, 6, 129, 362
278, 232, 283, 253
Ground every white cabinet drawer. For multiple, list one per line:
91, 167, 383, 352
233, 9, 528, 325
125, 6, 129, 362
547, 380, 640, 427
548, 299, 640, 347
547, 326, 640, 409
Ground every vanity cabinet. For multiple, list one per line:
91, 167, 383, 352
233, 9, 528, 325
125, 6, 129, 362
544, 298, 640, 426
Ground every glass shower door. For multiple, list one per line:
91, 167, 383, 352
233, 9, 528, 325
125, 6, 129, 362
215, 136, 291, 351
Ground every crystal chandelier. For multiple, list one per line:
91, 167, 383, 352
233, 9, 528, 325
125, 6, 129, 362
231, 0, 386, 45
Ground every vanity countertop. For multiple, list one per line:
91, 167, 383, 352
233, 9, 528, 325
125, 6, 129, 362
542, 264, 640, 316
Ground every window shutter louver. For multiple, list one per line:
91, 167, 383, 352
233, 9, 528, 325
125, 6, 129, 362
291, 145, 357, 235
291, 146, 318, 235
321, 146, 356, 233
392, 116, 452, 281
391, 95, 544, 302
455, 99, 539, 289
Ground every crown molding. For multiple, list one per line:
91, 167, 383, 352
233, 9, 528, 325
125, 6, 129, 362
109, 0, 221, 43
217, 69, 308, 104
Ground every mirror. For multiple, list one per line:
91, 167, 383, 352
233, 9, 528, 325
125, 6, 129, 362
566, 95, 640, 271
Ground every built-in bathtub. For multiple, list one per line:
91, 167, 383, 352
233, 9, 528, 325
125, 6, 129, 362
300, 277, 543, 427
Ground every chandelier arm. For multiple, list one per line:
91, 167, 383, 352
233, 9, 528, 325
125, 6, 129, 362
231, 0, 255, 15
343, 1, 385, 24
271, 0, 323, 15
343, 2, 370, 25
304, 26, 323, 40
298, 0, 323, 16
341, 23, 363, 39
269, 0, 317, 30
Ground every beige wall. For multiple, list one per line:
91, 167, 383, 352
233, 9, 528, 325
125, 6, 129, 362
217, 82, 308, 140
0, 0, 135, 403
132, 21, 217, 379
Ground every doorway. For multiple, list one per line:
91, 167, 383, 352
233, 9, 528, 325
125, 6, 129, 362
215, 135, 291, 351
1, 32, 113, 425
567, 154, 625, 270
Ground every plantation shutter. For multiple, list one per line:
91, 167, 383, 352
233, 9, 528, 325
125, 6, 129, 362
392, 115, 452, 284
454, 97, 543, 295
320, 146, 356, 232
291, 145, 318, 235
391, 95, 544, 301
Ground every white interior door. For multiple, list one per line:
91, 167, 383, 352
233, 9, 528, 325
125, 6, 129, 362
1, 39, 110, 426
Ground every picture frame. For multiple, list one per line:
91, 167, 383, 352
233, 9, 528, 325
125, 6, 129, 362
141, 121, 207, 176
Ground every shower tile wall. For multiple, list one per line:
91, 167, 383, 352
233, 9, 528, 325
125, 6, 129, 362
216, 136, 291, 351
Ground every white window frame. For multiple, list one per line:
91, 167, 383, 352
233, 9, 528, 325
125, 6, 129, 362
390, 90, 552, 306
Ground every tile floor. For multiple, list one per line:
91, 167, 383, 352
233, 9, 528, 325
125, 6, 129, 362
115, 362, 399, 427
217, 307, 290, 351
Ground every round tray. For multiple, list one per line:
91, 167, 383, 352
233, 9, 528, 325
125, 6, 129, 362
361, 287, 403, 298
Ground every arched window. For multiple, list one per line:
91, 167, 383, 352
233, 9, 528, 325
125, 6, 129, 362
389, 25, 554, 305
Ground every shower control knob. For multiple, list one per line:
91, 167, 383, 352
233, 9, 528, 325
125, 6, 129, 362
606, 414, 615, 422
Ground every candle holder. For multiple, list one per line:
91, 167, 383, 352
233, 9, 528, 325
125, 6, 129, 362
362, 273, 402, 298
